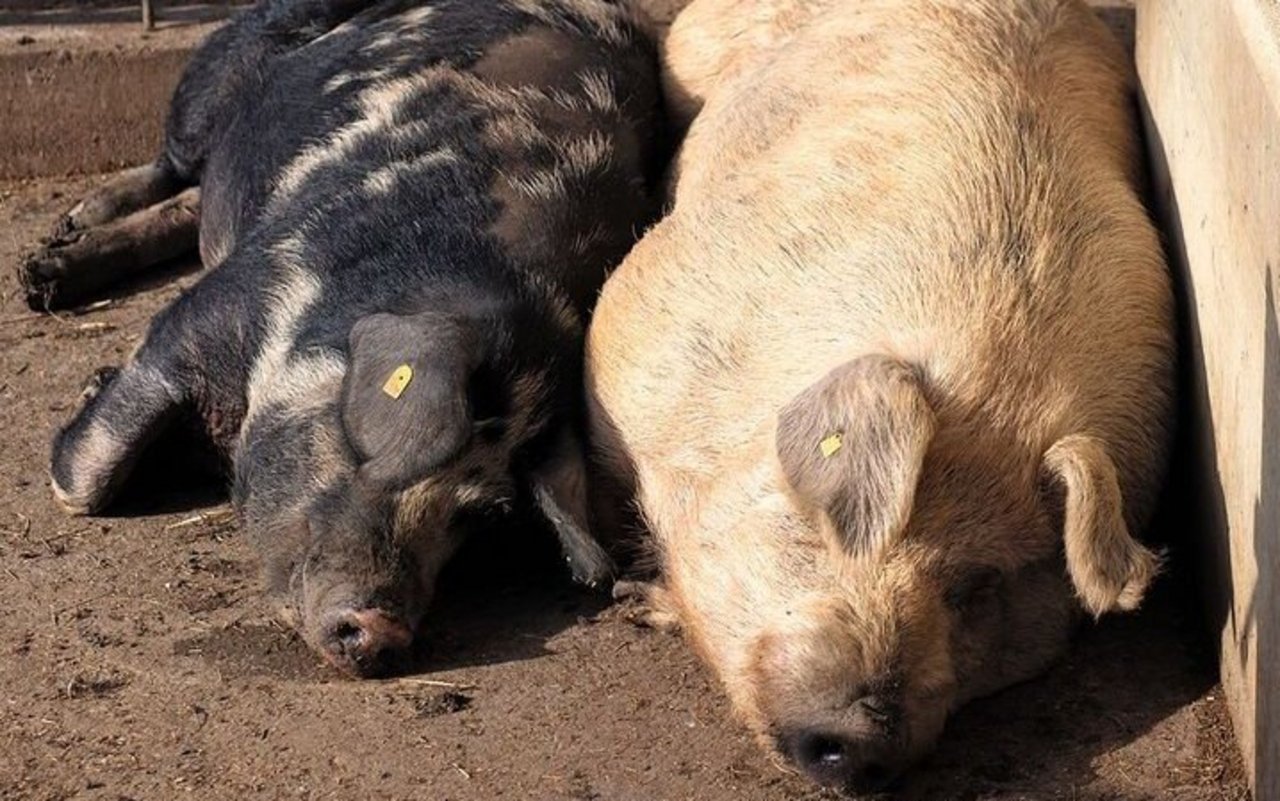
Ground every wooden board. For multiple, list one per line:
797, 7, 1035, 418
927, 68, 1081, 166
1136, 0, 1280, 794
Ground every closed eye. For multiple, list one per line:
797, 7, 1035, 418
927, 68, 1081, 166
944, 566, 1003, 610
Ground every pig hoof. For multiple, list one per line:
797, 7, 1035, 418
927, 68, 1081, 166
1090, 544, 1163, 616
50, 476, 93, 516
565, 540, 615, 588
18, 245, 67, 312
52, 212, 81, 239
611, 579, 651, 601
612, 580, 681, 632
627, 606, 681, 632
81, 367, 121, 401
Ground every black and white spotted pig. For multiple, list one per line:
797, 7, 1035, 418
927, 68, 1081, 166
44, 0, 665, 676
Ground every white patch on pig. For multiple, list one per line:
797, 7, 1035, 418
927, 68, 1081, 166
507, 0, 631, 46
242, 237, 346, 428
549, 87, 589, 113
362, 147, 460, 196
504, 131, 611, 201
360, 6, 434, 54
362, 30, 403, 54
271, 69, 450, 210
454, 482, 498, 507
401, 4, 437, 24
560, 131, 613, 178
507, 168, 569, 201
579, 69, 617, 114
324, 72, 357, 94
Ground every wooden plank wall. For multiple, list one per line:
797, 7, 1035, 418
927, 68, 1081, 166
1136, 0, 1280, 794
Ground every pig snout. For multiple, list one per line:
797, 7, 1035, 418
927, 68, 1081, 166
295, 530, 430, 678
777, 695, 905, 793
318, 606, 414, 678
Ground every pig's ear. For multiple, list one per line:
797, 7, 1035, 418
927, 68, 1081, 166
776, 355, 935, 556
1042, 434, 1161, 617
342, 312, 480, 489
530, 428, 615, 587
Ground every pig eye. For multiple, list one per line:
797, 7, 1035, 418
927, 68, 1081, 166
944, 566, 1003, 610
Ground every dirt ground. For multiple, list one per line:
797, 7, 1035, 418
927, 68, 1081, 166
0, 1, 1256, 799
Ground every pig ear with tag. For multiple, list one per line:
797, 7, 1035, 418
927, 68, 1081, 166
530, 427, 615, 587
775, 355, 936, 556
1042, 434, 1161, 617
341, 312, 480, 489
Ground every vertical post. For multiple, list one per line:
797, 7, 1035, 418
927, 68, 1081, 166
1136, 0, 1280, 796
141, 0, 155, 31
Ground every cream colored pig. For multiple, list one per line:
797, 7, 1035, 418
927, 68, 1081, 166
587, 0, 1173, 791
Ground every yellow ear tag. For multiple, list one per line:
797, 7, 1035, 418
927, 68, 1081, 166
819, 433, 844, 458
381, 364, 413, 399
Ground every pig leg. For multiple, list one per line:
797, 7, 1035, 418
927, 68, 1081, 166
20, 187, 201, 311
49, 269, 247, 514
612, 580, 681, 631
20, 0, 382, 311
50, 355, 186, 515
54, 162, 185, 237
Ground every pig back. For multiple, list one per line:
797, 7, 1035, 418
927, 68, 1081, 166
589, 0, 1173, 524
199, 0, 663, 304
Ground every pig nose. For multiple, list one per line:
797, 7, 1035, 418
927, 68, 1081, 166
321, 608, 413, 677
780, 706, 902, 792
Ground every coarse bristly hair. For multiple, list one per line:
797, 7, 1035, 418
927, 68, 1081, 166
586, 0, 1173, 788
50, 0, 667, 677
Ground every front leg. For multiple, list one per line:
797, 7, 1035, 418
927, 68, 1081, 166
52, 357, 187, 515
49, 268, 245, 514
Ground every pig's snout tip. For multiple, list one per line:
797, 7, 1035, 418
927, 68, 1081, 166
779, 728, 900, 795
321, 607, 414, 678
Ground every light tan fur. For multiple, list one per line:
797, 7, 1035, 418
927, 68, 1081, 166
587, 0, 1173, 780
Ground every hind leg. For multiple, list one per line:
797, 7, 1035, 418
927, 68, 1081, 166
21, 187, 200, 311
20, 1, 377, 311
17, 0, 242, 310
55, 162, 185, 237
